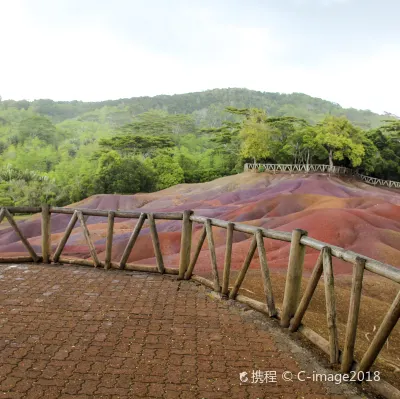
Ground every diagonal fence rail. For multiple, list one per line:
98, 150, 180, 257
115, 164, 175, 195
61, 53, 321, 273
0, 205, 399, 398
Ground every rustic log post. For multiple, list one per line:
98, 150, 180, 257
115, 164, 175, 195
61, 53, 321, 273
178, 210, 193, 280
77, 211, 101, 268
119, 213, 146, 270
221, 222, 234, 297
289, 249, 324, 332
341, 257, 365, 373
148, 213, 165, 274
205, 218, 221, 292
104, 211, 115, 270
41, 204, 51, 264
3, 208, 39, 262
323, 247, 339, 364
229, 234, 257, 299
0, 208, 5, 224
255, 230, 276, 316
281, 228, 308, 327
184, 225, 206, 280
357, 289, 400, 373
53, 211, 78, 263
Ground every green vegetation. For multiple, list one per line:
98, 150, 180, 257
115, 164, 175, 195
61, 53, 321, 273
0, 89, 398, 207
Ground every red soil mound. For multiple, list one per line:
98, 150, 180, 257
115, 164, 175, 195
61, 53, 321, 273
1, 173, 399, 275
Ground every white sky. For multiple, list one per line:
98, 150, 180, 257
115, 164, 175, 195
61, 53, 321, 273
0, 0, 399, 114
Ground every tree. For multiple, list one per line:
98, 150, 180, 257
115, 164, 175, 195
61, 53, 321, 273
51, 145, 98, 204
94, 151, 155, 194
359, 135, 381, 175
99, 135, 175, 158
2, 138, 59, 172
381, 119, 400, 134
238, 108, 271, 163
201, 120, 241, 172
285, 126, 326, 166
119, 110, 196, 137
146, 154, 184, 190
315, 116, 365, 168
264, 116, 309, 163
17, 115, 58, 145
364, 128, 400, 180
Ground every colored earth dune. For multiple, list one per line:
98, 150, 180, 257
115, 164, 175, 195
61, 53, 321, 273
1, 172, 399, 276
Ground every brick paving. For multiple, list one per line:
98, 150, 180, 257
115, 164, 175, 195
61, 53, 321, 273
0, 263, 359, 399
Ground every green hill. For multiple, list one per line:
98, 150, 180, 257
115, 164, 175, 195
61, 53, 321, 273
1, 88, 385, 128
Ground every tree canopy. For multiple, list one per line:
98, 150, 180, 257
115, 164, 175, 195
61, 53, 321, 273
99, 135, 175, 157
315, 116, 365, 168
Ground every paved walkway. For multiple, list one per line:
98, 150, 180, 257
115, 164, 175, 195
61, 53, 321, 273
0, 264, 366, 399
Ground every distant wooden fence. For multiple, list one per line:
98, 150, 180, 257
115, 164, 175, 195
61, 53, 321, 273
0, 205, 399, 398
244, 163, 400, 189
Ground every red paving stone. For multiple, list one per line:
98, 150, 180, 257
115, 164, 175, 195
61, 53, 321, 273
0, 263, 369, 399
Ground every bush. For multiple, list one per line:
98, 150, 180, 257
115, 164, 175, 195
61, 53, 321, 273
94, 156, 155, 194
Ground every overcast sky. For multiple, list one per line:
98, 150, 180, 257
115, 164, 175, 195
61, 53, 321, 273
0, 0, 399, 114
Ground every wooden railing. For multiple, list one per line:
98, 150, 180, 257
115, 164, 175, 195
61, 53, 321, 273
244, 163, 400, 189
0, 205, 399, 397
354, 172, 400, 189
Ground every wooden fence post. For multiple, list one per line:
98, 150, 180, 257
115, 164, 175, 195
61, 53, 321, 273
341, 257, 365, 373
323, 247, 339, 364
41, 204, 51, 264
0, 208, 5, 225
178, 210, 193, 280
256, 230, 276, 317
104, 211, 115, 270
221, 222, 234, 297
281, 228, 308, 328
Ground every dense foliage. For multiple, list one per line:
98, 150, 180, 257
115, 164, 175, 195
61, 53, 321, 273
0, 89, 398, 207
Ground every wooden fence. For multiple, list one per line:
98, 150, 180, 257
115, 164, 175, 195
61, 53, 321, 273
244, 163, 400, 189
0, 205, 399, 397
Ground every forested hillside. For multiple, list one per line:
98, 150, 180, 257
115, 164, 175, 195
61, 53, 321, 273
0, 88, 386, 127
0, 88, 399, 207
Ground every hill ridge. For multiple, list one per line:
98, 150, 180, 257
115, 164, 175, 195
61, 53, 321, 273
1, 88, 386, 128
